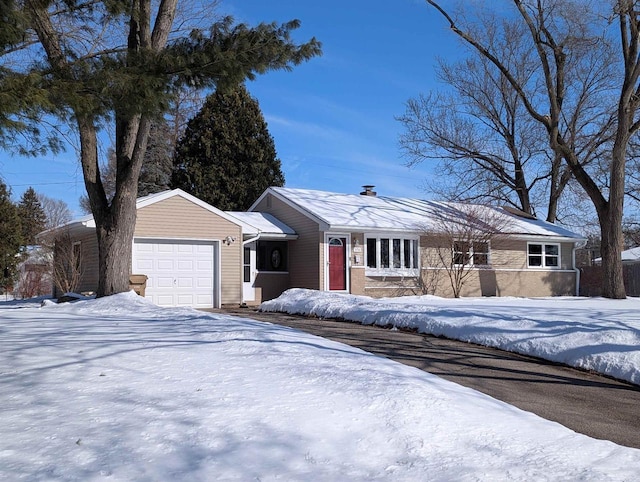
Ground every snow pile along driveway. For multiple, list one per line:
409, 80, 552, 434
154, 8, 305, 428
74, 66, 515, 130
261, 289, 640, 385
1, 292, 640, 481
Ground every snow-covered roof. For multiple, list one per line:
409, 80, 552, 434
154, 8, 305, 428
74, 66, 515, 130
226, 212, 297, 238
622, 247, 640, 262
41, 189, 248, 234
254, 187, 585, 241
595, 246, 640, 264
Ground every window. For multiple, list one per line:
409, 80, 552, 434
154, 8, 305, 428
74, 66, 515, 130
365, 236, 419, 272
243, 247, 251, 282
72, 242, 82, 271
453, 241, 471, 266
453, 240, 489, 267
257, 241, 288, 272
528, 243, 560, 268
472, 242, 489, 266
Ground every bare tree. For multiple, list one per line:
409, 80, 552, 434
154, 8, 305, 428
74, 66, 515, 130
38, 194, 72, 230
51, 230, 83, 296
421, 203, 509, 298
426, 0, 637, 299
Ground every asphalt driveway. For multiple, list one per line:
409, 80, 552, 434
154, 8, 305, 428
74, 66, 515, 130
217, 306, 640, 449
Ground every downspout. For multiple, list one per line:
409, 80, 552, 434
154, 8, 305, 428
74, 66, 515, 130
573, 243, 580, 297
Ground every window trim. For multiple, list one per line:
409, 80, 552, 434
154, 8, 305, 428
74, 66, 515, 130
527, 242, 561, 269
365, 234, 420, 276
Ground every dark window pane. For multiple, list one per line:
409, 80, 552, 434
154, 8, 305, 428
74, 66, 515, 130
381, 239, 390, 268
528, 244, 542, 255
366, 238, 377, 268
545, 255, 559, 267
393, 239, 401, 268
257, 241, 287, 271
243, 266, 250, 282
403, 240, 411, 268
529, 255, 542, 267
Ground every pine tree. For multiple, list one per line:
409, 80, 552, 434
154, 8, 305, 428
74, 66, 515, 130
172, 84, 285, 210
1, 1, 320, 297
17, 187, 46, 245
138, 120, 174, 197
0, 180, 23, 288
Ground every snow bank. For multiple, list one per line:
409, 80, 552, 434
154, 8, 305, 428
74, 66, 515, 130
261, 289, 640, 385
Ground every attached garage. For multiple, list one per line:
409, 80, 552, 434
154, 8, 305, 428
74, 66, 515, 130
133, 239, 220, 309
48, 189, 296, 308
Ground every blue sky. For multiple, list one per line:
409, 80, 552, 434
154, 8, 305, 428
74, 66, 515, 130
0, 0, 461, 216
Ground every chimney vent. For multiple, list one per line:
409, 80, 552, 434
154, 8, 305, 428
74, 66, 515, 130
360, 185, 377, 196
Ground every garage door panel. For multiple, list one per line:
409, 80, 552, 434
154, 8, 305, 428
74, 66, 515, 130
177, 259, 194, 270
133, 240, 218, 308
197, 259, 212, 270
136, 259, 154, 271
157, 259, 174, 271
177, 277, 193, 288
197, 278, 212, 288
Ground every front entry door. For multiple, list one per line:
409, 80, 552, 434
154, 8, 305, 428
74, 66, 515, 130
328, 237, 346, 290
242, 243, 256, 302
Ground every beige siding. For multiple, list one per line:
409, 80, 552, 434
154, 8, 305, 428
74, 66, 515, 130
135, 196, 242, 304
254, 272, 291, 303
254, 193, 321, 290
491, 239, 527, 269
76, 229, 99, 295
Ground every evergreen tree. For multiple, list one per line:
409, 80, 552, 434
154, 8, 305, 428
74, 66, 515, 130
17, 187, 46, 245
1, 1, 321, 297
172, 84, 285, 210
138, 120, 174, 197
0, 180, 22, 288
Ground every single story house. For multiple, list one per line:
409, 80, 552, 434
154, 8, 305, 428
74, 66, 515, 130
49, 186, 585, 308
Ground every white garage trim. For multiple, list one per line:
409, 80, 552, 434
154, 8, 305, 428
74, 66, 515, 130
132, 237, 221, 309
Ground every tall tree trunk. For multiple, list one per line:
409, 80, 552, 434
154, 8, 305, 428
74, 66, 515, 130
95, 198, 137, 296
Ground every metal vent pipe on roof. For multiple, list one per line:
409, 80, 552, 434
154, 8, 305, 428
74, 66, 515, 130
360, 185, 377, 196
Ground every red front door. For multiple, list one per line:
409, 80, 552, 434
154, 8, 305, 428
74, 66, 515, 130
329, 237, 346, 290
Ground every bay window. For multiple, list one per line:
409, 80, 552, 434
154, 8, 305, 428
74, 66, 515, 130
366, 235, 419, 273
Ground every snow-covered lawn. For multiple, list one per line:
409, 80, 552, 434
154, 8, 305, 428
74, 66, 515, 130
262, 289, 640, 386
1, 292, 640, 481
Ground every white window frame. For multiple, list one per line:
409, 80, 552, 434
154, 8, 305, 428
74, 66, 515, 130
527, 242, 561, 269
365, 234, 419, 276
453, 240, 490, 267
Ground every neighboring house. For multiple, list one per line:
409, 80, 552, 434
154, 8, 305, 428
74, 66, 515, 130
583, 247, 640, 297
594, 246, 640, 265
14, 246, 53, 299
50, 186, 585, 308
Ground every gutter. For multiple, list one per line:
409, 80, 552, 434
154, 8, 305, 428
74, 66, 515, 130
243, 233, 261, 246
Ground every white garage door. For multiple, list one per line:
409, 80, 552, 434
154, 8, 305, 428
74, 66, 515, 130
133, 239, 219, 308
